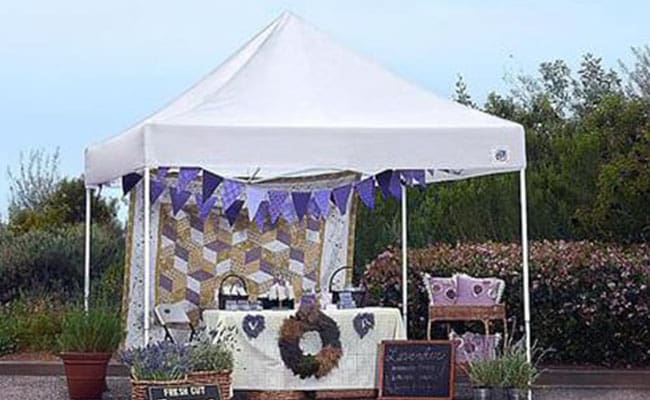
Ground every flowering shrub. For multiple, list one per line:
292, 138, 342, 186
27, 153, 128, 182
121, 341, 191, 381
364, 241, 650, 367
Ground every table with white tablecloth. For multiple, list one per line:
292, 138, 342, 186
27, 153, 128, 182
203, 307, 405, 391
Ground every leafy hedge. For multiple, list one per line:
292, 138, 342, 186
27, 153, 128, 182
0, 224, 124, 303
363, 241, 650, 367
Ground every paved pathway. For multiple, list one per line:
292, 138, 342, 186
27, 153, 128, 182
1, 376, 649, 400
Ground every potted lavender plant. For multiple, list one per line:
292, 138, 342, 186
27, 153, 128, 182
58, 306, 122, 400
121, 341, 191, 400
188, 324, 238, 399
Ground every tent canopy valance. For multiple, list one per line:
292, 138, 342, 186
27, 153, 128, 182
84, 12, 525, 187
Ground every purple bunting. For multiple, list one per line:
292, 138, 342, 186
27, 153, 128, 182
246, 186, 267, 221
170, 187, 192, 215
313, 189, 331, 216
355, 178, 375, 209
150, 179, 166, 203
375, 170, 393, 199
388, 171, 402, 199
331, 184, 352, 215
400, 170, 426, 187
177, 167, 200, 191
196, 193, 217, 222
291, 192, 311, 221
307, 197, 321, 218
254, 201, 269, 231
221, 179, 245, 211
281, 197, 297, 223
121, 173, 142, 196
156, 167, 170, 180
268, 190, 289, 223
413, 170, 426, 187
202, 170, 222, 201
225, 199, 244, 226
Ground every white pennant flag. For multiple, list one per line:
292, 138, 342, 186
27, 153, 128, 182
246, 186, 268, 221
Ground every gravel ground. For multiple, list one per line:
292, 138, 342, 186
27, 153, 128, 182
1, 376, 649, 400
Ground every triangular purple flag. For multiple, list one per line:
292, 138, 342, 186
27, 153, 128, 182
246, 186, 267, 221
375, 170, 393, 199
413, 170, 426, 187
150, 179, 166, 203
199, 196, 217, 222
225, 199, 244, 226
254, 201, 269, 231
313, 189, 331, 216
281, 196, 297, 223
122, 173, 142, 196
177, 167, 200, 191
202, 170, 223, 201
170, 187, 192, 215
292, 192, 311, 221
156, 167, 170, 180
307, 197, 321, 218
355, 178, 375, 209
221, 179, 245, 211
268, 190, 289, 223
388, 171, 402, 199
332, 185, 352, 215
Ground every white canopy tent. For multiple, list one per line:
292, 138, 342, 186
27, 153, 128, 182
83, 12, 530, 363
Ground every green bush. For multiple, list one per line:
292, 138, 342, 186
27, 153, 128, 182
58, 306, 122, 353
364, 240, 650, 367
0, 224, 124, 303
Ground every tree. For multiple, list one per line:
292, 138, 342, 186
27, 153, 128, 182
453, 74, 476, 108
620, 45, 650, 98
7, 148, 61, 213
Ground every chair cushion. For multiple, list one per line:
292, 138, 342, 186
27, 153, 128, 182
455, 274, 504, 305
422, 273, 457, 305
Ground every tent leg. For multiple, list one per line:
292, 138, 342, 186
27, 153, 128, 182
401, 184, 408, 336
143, 168, 151, 346
520, 169, 532, 399
84, 188, 93, 312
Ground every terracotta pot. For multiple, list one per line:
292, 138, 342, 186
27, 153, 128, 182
61, 352, 111, 400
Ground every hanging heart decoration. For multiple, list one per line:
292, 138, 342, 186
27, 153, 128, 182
242, 314, 265, 339
353, 312, 375, 339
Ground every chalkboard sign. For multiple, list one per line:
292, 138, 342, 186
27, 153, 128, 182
378, 340, 455, 400
148, 384, 221, 400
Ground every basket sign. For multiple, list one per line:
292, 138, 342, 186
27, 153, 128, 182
148, 384, 220, 400
378, 340, 455, 400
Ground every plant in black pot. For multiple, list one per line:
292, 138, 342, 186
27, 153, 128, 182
58, 306, 122, 400
465, 357, 505, 400
501, 339, 545, 400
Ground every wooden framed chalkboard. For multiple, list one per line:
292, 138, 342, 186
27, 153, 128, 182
378, 340, 455, 400
148, 384, 221, 400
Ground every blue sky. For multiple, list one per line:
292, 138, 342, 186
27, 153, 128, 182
0, 0, 648, 216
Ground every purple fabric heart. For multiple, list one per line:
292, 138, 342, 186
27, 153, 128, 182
170, 187, 191, 215
353, 312, 375, 339
331, 184, 352, 215
202, 170, 223, 200
121, 173, 142, 196
242, 314, 265, 339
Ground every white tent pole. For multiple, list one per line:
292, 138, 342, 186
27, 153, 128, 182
401, 183, 408, 336
520, 169, 532, 362
143, 168, 151, 346
84, 188, 93, 312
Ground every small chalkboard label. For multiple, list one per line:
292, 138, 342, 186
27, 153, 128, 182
148, 384, 221, 400
378, 340, 455, 400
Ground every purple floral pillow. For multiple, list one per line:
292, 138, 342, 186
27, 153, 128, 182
449, 331, 501, 363
455, 274, 504, 306
422, 273, 457, 305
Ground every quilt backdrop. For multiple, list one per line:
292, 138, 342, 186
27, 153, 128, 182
123, 173, 358, 347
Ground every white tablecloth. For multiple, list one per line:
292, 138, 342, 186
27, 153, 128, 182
203, 307, 405, 390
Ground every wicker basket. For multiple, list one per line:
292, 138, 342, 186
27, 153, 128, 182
188, 370, 233, 399
130, 377, 188, 400
244, 390, 306, 400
